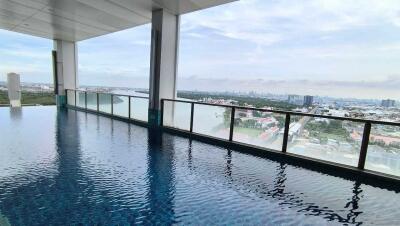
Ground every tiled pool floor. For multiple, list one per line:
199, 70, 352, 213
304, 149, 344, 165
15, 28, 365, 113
0, 106, 399, 225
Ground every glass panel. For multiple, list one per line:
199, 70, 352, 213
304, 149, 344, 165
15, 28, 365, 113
193, 104, 231, 140
67, 90, 75, 106
287, 115, 362, 167
131, 97, 149, 122
76, 91, 86, 108
113, 95, 129, 118
233, 110, 285, 150
163, 100, 191, 131
99, 93, 112, 114
86, 92, 97, 111
365, 124, 400, 176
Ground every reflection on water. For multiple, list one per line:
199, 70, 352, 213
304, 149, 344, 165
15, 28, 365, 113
9, 107, 22, 121
0, 213, 11, 226
344, 182, 363, 225
146, 130, 176, 224
0, 107, 399, 225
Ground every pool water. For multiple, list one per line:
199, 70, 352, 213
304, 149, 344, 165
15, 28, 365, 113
0, 106, 399, 225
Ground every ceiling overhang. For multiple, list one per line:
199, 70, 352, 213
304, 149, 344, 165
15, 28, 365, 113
0, 0, 236, 41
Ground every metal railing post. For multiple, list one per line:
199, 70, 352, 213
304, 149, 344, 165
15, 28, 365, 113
160, 99, 164, 126
74, 90, 77, 106
85, 91, 87, 110
229, 106, 236, 141
65, 90, 68, 106
128, 96, 131, 119
111, 94, 114, 115
358, 122, 371, 169
190, 102, 194, 133
97, 93, 99, 112
282, 113, 291, 153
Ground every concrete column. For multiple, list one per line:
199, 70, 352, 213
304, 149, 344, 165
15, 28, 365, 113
7, 72, 21, 107
148, 9, 180, 126
53, 40, 78, 107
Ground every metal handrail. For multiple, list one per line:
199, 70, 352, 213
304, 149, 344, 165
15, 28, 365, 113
162, 98, 400, 126
69, 89, 149, 99
65, 89, 149, 123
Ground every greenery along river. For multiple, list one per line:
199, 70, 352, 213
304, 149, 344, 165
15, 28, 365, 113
0, 91, 55, 105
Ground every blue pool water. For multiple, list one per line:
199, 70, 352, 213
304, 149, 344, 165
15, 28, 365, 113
0, 106, 399, 225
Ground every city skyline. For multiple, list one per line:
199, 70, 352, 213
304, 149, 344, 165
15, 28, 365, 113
1, 0, 400, 99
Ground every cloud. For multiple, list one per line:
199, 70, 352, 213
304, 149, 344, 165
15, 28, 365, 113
182, 0, 400, 46
178, 0, 400, 84
0, 48, 51, 60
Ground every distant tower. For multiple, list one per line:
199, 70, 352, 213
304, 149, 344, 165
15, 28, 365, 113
381, 99, 395, 108
7, 72, 21, 107
303, 95, 314, 107
288, 95, 303, 105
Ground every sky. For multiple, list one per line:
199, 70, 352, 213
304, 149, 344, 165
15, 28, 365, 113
1, 0, 400, 99
0, 29, 52, 83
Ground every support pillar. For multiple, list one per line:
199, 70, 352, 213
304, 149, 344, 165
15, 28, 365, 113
148, 9, 180, 127
53, 40, 78, 108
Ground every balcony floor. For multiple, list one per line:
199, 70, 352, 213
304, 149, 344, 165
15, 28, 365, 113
0, 106, 399, 225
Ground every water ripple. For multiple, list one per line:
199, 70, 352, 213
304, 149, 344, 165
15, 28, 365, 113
0, 107, 398, 225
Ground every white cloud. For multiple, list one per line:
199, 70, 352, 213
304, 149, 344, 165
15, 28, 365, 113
178, 0, 400, 87
0, 48, 51, 60
182, 0, 400, 46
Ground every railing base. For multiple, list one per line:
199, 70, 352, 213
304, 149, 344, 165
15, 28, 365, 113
66, 105, 149, 128
56, 95, 67, 108
148, 109, 162, 127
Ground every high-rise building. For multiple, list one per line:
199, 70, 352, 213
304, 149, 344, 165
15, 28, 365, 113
288, 95, 303, 105
303, 95, 314, 107
7, 72, 21, 107
381, 99, 395, 108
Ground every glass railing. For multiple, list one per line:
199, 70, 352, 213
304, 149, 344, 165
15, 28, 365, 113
76, 91, 86, 108
66, 90, 75, 106
192, 104, 231, 140
99, 93, 112, 114
86, 92, 97, 111
233, 110, 286, 151
130, 97, 149, 122
161, 98, 400, 178
66, 89, 149, 123
113, 95, 129, 118
163, 100, 191, 130
286, 116, 363, 167
65, 90, 400, 178
366, 124, 400, 176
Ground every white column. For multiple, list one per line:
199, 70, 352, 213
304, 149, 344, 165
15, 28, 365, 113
7, 72, 21, 107
53, 40, 78, 107
148, 9, 180, 126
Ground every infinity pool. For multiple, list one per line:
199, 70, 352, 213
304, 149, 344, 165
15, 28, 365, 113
0, 106, 399, 225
